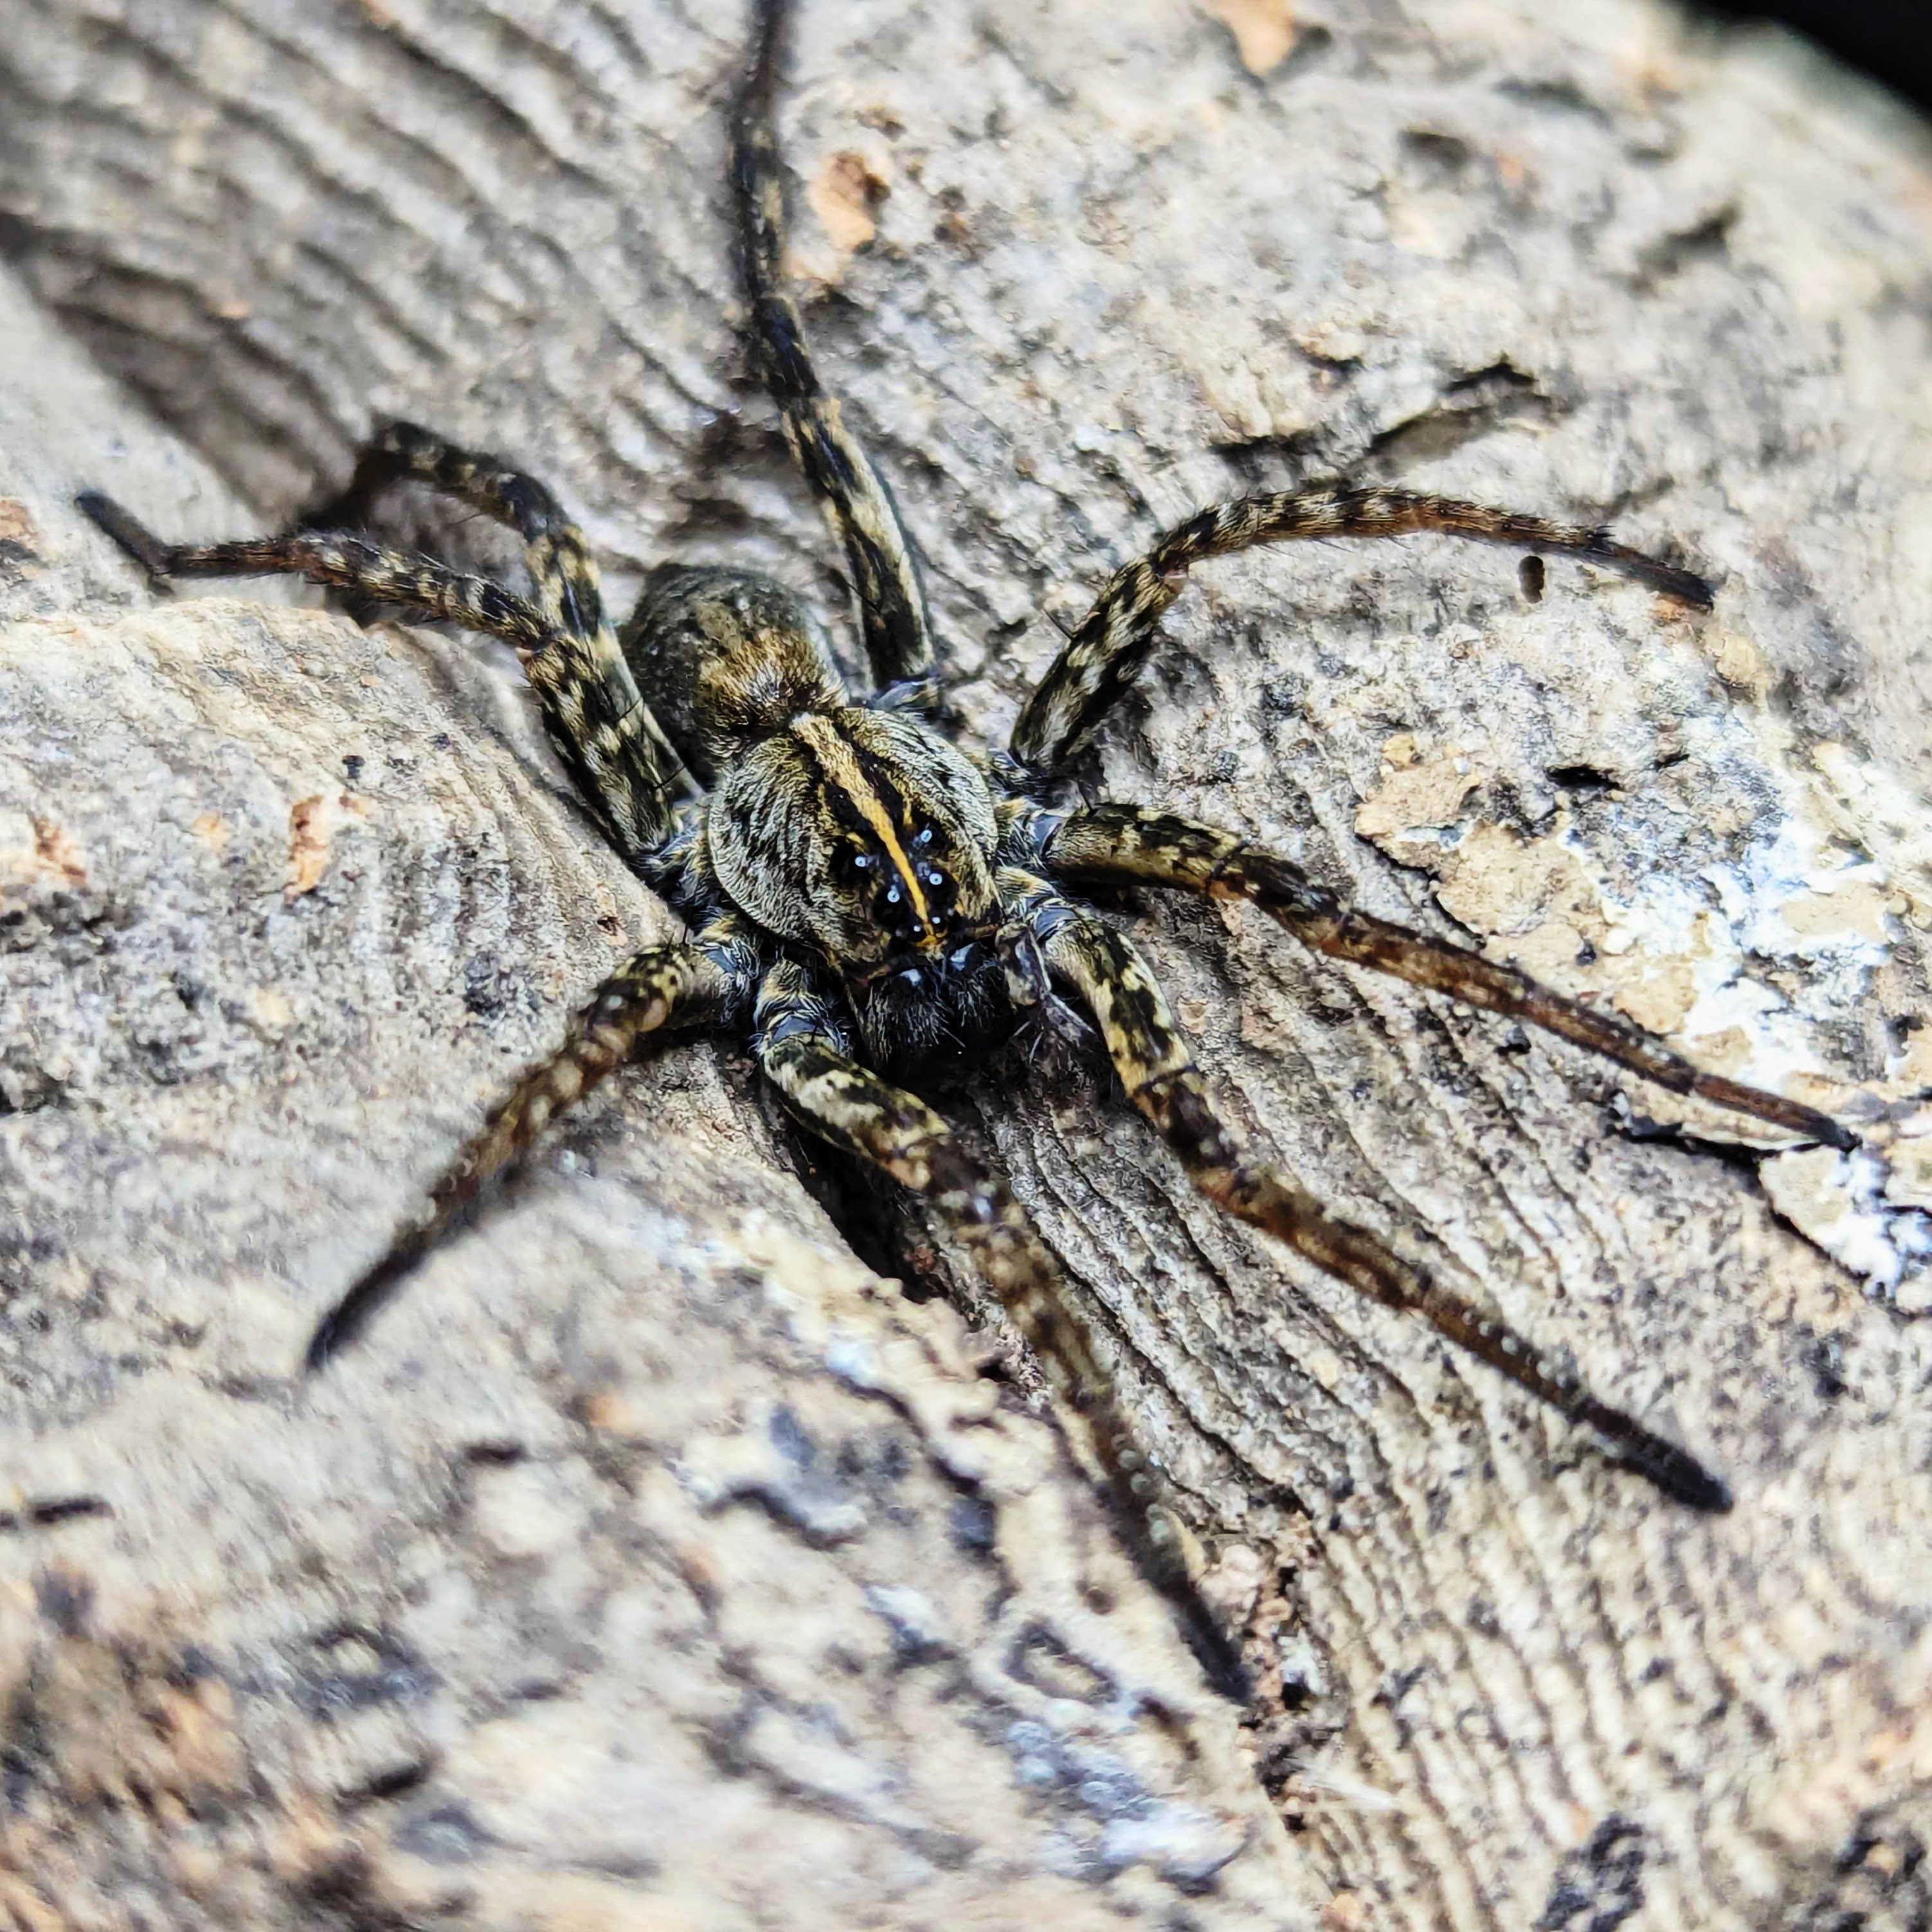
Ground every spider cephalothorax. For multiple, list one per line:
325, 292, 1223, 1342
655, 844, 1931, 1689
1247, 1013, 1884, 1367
707, 708, 1000, 976
78, 0, 1855, 1695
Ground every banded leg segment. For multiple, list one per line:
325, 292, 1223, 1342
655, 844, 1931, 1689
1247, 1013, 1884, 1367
80, 459, 694, 860
1010, 487, 1716, 777
303, 419, 698, 854
306, 925, 755, 1369
1000, 873, 1734, 1510
1038, 803, 1853, 1151
734, 0, 935, 689
77, 496, 554, 653
755, 959, 1242, 1693
307, 418, 606, 640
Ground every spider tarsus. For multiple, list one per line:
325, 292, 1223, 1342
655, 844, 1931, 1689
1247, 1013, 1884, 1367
1690, 1071, 1854, 1152
302, 1237, 430, 1373
1593, 1409, 1735, 1513
77, 489, 177, 580
305, 1187, 484, 1371
302, 1300, 357, 1373
1578, 536, 1716, 610
1666, 1458, 1735, 1515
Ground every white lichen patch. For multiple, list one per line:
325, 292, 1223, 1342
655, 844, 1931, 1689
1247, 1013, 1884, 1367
1353, 746, 1932, 1298
1762, 1149, 1932, 1302
1707, 817, 1893, 970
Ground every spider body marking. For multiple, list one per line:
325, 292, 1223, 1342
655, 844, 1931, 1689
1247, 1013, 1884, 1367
79, 0, 1855, 1697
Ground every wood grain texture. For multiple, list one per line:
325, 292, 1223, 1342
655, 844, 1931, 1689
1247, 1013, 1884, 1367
4, 1, 1932, 1926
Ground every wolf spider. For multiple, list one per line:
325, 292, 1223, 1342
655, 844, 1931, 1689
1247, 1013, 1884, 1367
80, 0, 1851, 1690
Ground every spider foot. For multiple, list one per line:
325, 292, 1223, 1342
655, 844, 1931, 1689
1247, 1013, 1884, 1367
1577, 1394, 1733, 1512
1578, 532, 1717, 610
77, 491, 177, 582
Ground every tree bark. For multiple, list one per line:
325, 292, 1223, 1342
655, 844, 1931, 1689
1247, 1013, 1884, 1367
3, 1, 1931, 1926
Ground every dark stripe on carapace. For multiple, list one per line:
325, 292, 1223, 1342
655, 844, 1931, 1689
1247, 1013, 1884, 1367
790, 715, 934, 928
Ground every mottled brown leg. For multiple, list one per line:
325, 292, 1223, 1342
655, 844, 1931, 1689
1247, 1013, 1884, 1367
77, 492, 554, 651
1000, 871, 1734, 1511
1036, 802, 1853, 1153
78, 482, 693, 862
733, 0, 935, 690
306, 923, 755, 1369
307, 419, 608, 642
755, 959, 1244, 1693
1009, 487, 1714, 777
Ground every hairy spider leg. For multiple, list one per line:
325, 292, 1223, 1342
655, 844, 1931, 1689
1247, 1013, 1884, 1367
755, 957, 1247, 1695
1036, 803, 1854, 1153
79, 437, 694, 862
309, 420, 698, 855
1009, 487, 1717, 778
305, 919, 759, 1369
1000, 871, 1734, 1511
734, 0, 937, 691
77, 496, 554, 651
307, 418, 609, 640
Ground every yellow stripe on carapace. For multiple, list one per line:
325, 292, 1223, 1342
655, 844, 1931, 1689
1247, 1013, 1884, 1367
793, 714, 932, 932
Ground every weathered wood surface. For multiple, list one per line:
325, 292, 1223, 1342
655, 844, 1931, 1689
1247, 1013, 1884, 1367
4, 1, 1932, 1926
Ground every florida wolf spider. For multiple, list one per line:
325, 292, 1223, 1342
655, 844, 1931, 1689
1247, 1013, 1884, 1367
80, 0, 1852, 1690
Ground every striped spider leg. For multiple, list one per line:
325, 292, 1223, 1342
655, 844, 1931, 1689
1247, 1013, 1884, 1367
1034, 806, 1854, 1156
735, 0, 934, 691
1009, 487, 1716, 781
306, 915, 763, 1369
757, 955, 1247, 1691
79, 420, 696, 864
1000, 869, 1751, 1512
986, 482, 1852, 1508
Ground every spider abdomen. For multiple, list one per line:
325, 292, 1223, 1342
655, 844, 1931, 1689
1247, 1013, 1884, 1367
620, 562, 844, 782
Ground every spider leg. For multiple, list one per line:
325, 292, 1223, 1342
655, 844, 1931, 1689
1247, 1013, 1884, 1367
733, 0, 936, 691
755, 958, 1245, 1695
998, 870, 1735, 1512
305, 917, 758, 1370
1009, 487, 1715, 778
305, 423, 705, 841
77, 480, 694, 862
77, 492, 552, 649
1034, 802, 1853, 1152
303, 419, 609, 641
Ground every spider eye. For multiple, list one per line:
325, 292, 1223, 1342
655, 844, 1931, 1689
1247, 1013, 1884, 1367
912, 824, 935, 848
838, 847, 875, 881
